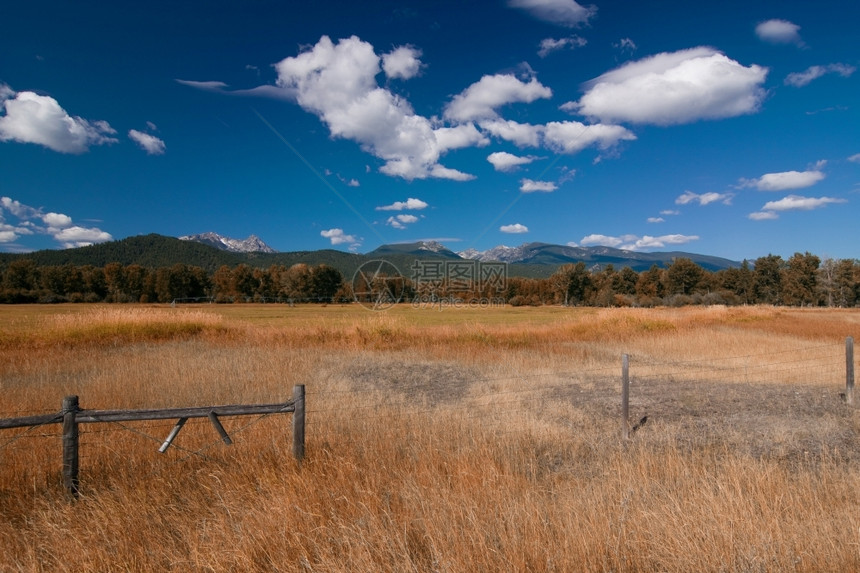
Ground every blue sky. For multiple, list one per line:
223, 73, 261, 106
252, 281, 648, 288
1, 0, 858, 261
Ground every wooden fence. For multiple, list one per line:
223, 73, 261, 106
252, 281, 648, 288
0, 385, 305, 498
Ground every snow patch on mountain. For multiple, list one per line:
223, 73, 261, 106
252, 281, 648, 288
458, 244, 531, 262
417, 240, 448, 253
179, 232, 277, 253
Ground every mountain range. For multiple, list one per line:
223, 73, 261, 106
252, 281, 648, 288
0, 233, 742, 278
364, 239, 739, 272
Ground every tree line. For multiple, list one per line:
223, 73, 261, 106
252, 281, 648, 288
0, 261, 345, 304
1, 252, 858, 307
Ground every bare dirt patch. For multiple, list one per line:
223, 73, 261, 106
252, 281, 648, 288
342, 354, 478, 405
557, 376, 860, 465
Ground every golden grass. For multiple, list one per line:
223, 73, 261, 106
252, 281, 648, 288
1, 303, 859, 571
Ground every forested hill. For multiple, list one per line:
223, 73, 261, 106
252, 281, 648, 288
0, 234, 559, 278
0, 234, 365, 275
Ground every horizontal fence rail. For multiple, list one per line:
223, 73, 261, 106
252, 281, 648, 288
0, 402, 298, 429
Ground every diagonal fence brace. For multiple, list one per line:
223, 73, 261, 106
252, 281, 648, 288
208, 411, 233, 445
158, 417, 188, 453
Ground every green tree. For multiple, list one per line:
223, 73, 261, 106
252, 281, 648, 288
81, 265, 107, 302
716, 261, 754, 304
39, 265, 70, 300
615, 266, 639, 296
231, 264, 257, 300
155, 264, 211, 302
104, 262, 126, 302
753, 254, 784, 304
310, 265, 343, 302
665, 258, 705, 296
123, 264, 151, 302
550, 262, 590, 306
2, 259, 40, 293
280, 264, 313, 301
781, 252, 820, 306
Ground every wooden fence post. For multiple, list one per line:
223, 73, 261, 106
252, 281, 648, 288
621, 354, 630, 440
292, 384, 305, 463
847, 337, 855, 406
62, 395, 80, 499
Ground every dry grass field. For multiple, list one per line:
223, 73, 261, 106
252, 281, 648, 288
1, 303, 859, 571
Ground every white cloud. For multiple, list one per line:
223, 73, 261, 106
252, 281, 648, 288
386, 214, 419, 229
320, 228, 360, 246
382, 46, 423, 80
740, 168, 826, 191
0, 84, 14, 100
538, 35, 587, 58
434, 123, 489, 153
580, 234, 626, 247
428, 164, 476, 181
375, 197, 428, 211
748, 211, 779, 221
614, 38, 637, 53
660, 209, 680, 216
647, 217, 664, 223
543, 120, 636, 153
520, 178, 557, 192
568, 47, 768, 125
175, 79, 230, 91
785, 64, 856, 87
0, 196, 112, 248
675, 191, 733, 205
632, 234, 700, 249
761, 194, 846, 211
1, 196, 40, 219
755, 19, 803, 45
487, 151, 538, 172
273, 36, 468, 181
500, 223, 529, 233
128, 129, 166, 155
42, 212, 73, 228
479, 119, 543, 147
508, 0, 596, 27
849, 153, 860, 163
55, 226, 113, 249
580, 233, 699, 250
0, 85, 117, 153
444, 74, 552, 123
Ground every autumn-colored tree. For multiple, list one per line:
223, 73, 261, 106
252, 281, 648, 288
212, 265, 234, 301
635, 264, 665, 306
